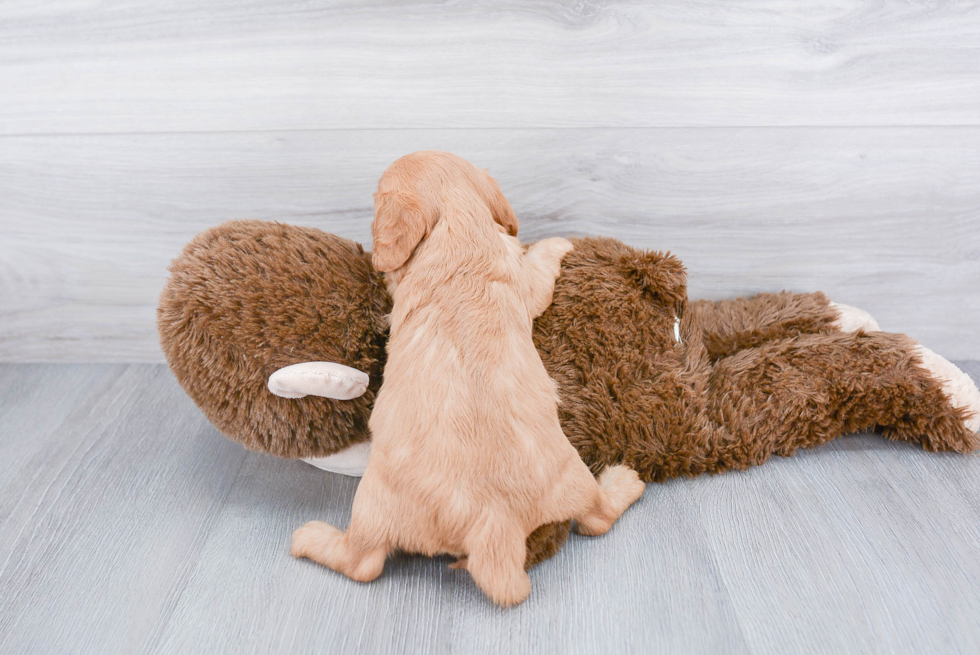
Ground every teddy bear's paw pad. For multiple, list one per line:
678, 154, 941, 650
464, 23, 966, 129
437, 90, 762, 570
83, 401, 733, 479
914, 345, 980, 433
598, 465, 647, 510
269, 362, 369, 400
291, 520, 343, 560
830, 302, 881, 333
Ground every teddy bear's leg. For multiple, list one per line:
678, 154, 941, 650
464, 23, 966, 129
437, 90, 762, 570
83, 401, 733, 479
829, 301, 881, 333
912, 344, 980, 433
706, 331, 979, 466
462, 520, 532, 607
686, 291, 841, 360
572, 465, 647, 537
523, 521, 572, 569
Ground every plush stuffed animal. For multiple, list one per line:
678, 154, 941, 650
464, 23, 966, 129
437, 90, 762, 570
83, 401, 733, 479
158, 219, 980, 566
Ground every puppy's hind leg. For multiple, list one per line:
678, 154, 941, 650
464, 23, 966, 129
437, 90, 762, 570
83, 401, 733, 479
574, 465, 646, 537
461, 520, 531, 607
291, 520, 388, 583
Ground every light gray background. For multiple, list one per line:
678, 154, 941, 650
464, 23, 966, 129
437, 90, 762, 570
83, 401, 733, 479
1, 0, 978, 361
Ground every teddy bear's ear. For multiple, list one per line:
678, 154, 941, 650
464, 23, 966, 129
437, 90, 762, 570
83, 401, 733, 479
621, 250, 688, 316
480, 173, 519, 237
372, 191, 431, 272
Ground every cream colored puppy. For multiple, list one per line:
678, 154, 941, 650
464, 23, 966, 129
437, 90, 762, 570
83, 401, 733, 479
291, 151, 645, 606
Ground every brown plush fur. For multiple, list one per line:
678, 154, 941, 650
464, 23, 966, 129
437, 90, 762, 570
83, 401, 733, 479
159, 221, 979, 569
158, 221, 389, 457
538, 238, 977, 486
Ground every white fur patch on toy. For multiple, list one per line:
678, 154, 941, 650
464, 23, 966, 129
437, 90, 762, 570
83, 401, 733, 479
830, 301, 881, 333
268, 362, 369, 400
914, 345, 980, 433
304, 441, 371, 476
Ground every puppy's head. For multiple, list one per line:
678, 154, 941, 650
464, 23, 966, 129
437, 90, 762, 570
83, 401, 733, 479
371, 151, 518, 272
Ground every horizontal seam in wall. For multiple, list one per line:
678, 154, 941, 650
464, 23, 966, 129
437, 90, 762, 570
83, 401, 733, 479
3, 124, 980, 139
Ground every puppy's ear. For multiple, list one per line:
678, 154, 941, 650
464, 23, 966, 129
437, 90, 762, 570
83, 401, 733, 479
372, 192, 430, 272
482, 174, 519, 237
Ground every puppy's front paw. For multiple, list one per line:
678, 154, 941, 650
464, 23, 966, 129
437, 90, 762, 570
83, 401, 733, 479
914, 345, 980, 433
538, 237, 574, 261
527, 237, 574, 278
598, 464, 646, 509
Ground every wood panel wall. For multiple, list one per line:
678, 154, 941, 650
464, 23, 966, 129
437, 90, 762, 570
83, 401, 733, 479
2, 1, 978, 361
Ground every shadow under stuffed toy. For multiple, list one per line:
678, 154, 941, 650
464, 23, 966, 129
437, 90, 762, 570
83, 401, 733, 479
158, 219, 980, 567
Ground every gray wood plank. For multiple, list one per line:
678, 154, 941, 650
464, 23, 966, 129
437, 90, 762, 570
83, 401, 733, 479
152, 453, 746, 654
146, 408, 749, 655
1, 1, 979, 134
0, 365, 117, 485
2, 364, 980, 653
147, 362, 980, 654
445, 488, 750, 655
692, 436, 980, 655
149, 454, 457, 655
0, 364, 247, 655
2, 128, 978, 361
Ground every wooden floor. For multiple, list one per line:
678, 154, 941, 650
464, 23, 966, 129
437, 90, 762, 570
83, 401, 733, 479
2, 363, 980, 654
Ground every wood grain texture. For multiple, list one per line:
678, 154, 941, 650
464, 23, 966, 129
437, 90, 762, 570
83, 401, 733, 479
2, 363, 980, 654
2, 128, 978, 361
0, 365, 247, 654
1, 0, 979, 134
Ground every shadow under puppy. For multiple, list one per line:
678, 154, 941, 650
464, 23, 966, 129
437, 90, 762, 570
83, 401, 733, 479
291, 151, 646, 606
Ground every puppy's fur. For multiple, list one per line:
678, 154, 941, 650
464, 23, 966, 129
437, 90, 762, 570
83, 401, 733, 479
291, 152, 645, 606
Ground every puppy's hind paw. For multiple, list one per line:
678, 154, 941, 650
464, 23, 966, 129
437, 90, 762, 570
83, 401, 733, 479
914, 345, 980, 433
597, 465, 646, 512
291, 520, 343, 560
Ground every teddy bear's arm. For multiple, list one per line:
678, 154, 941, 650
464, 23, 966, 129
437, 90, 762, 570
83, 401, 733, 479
268, 362, 370, 400
685, 291, 841, 360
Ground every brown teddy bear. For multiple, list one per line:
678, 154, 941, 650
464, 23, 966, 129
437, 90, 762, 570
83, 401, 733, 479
158, 219, 980, 566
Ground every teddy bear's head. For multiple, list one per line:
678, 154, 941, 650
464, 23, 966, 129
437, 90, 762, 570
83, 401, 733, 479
158, 220, 390, 457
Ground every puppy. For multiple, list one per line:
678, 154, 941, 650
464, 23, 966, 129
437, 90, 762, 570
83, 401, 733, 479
291, 151, 645, 606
